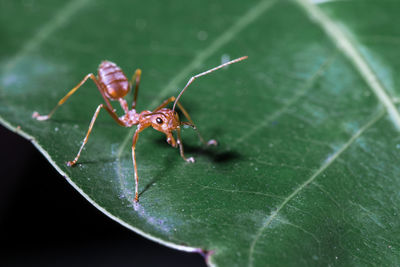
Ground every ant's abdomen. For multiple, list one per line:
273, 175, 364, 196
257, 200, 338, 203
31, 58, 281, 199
98, 61, 130, 100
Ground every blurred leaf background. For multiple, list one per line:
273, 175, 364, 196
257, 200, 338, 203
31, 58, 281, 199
1, 0, 400, 266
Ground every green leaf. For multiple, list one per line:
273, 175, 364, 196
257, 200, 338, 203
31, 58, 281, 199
1, 0, 400, 266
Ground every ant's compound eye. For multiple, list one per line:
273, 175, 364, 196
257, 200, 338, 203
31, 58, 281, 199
156, 117, 163, 124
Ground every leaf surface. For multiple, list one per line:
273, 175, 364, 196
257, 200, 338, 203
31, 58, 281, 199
1, 0, 400, 266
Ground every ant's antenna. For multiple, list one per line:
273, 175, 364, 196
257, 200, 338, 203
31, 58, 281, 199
172, 56, 248, 111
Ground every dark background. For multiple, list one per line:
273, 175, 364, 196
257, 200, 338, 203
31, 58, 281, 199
0, 124, 206, 267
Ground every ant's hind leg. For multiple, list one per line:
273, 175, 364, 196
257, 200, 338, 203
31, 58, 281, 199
33, 73, 113, 121
130, 69, 142, 109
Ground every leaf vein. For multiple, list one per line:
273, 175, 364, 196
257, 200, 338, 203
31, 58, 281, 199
195, 182, 285, 200
1, 0, 91, 75
148, 0, 278, 108
234, 52, 337, 146
247, 110, 385, 267
116, 0, 278, 199
295, 0, 400, 130
275, 217, 321, 244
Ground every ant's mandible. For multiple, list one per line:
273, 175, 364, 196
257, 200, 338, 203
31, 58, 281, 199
32, 56, 248, 202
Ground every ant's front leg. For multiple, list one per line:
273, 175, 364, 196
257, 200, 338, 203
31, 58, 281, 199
180, 121, 217, 146
176, 102, 217, 146
153, 96, 175, 112
176, 127, 195, 163
155, 96, 217, 146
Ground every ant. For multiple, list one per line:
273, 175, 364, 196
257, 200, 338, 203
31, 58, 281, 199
32, 56, 248, 202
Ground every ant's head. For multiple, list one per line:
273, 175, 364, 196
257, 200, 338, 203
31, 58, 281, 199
139, 109, 181, 147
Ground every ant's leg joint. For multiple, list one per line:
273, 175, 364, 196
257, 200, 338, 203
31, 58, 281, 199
32, 111, 49, 121
66, 160, 76, 167
207, 139, 218, 146
186, 157, 195, 163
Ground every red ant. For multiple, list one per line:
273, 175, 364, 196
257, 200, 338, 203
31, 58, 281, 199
33, 56, 248, 202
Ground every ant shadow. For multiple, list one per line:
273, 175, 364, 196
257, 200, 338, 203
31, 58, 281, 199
181, 142, 241, 163
139, 135, 242, 197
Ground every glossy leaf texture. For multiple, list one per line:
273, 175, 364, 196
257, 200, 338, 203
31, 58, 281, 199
1, 0, 400, 266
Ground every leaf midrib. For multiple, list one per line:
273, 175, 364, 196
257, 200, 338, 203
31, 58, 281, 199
2, 1, 395, 266
296, 0, 400, 130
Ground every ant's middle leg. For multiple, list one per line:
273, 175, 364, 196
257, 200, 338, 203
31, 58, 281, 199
32, 73, 113, 121
67, 104, 125, 166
